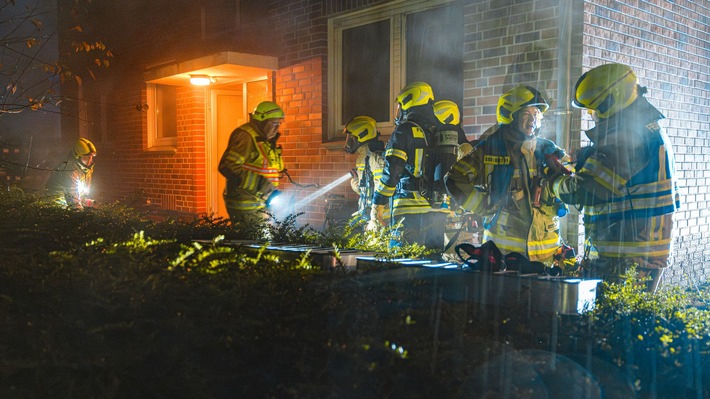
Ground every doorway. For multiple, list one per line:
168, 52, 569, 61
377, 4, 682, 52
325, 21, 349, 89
208, 89, 244, 219
207, 78, 272, 219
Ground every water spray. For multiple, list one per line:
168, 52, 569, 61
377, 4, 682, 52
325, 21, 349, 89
293, 172, 351, 210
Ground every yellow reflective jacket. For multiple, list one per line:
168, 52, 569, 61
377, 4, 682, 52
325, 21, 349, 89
218, 122, 284, 212
373, 114, 449, 218
45, 154, 94, 209
446, 125, 566, 263
350, 143, 388, 222
551, 97, 680, 268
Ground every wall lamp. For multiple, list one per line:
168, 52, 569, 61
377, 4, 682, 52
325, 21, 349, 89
189, 74, 216, 86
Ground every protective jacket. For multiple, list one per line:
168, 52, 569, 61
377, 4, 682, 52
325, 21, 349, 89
45, 154, 93, 209
551, 96, 680, 269
446, 124, 567, 263
350, 141, 386, 221
219, 122, 284, 215
373, 111, 449, 218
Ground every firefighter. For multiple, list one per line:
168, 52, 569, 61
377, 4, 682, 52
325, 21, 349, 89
547, 64, 681, 292
371, 81, 449, 251
433, 100, 473, 161
432, 100, 481, 256
218, 101, 285, 224
45, 137, 96, 209
445, 85, 568, 265
343, 115, 387, 230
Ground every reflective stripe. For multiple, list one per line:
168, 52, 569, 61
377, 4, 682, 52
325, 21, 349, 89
527, 236, 561, 258
386, 148, 408, 161
483, 155, 510, 165
579, 158, 626, 195
485, 231, 559, 259
584, 178, 677, 223
413, 148, 424, 177
484, 230, 527, 254
375, 181, 396, 197
461, 190, 485, 212
551, 175, 566, 196
241, 172, 258, 191
590, 237, 672, 258
393, 193, 448, 216
372, 168, 383, 181
451, 158, 476, 176
242, 125, 283, 186
412, 126, 426, 139
225, 198, 265, 211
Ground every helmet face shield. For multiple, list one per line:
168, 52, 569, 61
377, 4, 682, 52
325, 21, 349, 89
572, 63, 638, 119
343, 115, 377, 153
344, 133, 359, 154
252, 101, 285, 121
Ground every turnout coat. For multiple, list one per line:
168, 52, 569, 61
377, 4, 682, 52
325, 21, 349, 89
551, 96, 680, 269
446, 125, 567, 264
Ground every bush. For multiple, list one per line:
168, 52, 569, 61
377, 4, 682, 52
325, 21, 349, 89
1, 191, 710, 398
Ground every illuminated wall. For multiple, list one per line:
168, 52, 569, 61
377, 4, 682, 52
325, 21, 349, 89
58, 0, 709, 286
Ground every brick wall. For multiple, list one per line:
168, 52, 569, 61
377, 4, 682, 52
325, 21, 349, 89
276, 58, 359, 228
581, 0, 710, 286
461, 0, 709, 287
66, 0, 710, 286
273, 1, 363, 228
91, 78, 208, 213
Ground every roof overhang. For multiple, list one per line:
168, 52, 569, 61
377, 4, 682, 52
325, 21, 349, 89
145, 51, 279, 86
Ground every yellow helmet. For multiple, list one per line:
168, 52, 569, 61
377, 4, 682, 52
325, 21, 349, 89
396, 82, 434, 112
343, 116, 378, 154
73, 138, 96, 157
433, 100, 460, 125
572, 63, 638, 119
496, 85, 549, 125
251, 101, 285, 121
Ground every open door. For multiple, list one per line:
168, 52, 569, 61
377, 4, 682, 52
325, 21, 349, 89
207, 78, 272, 219
209, 89, 244, 219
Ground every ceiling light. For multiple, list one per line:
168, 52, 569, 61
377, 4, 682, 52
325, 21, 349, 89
190, 74, 214, 86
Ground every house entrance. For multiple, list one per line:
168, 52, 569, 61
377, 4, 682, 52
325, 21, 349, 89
207, 78, 272, 220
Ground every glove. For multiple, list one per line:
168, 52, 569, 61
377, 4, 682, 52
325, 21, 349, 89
371, 204, 387, 227
349, 168, 358, 179
457, 142, 473, 160
543, 154, 570, 180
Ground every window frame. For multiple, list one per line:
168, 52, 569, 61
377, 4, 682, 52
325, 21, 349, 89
146, 83, 178, 151
326, 0, 455, 142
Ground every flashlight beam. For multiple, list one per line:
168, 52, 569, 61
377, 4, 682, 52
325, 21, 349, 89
293, 173, 351, 210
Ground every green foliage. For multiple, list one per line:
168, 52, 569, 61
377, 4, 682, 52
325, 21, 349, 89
317, 216, 431, 260
574, 267, 710, 395
3, 190, 710, 398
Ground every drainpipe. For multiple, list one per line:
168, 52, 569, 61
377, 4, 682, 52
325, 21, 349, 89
556, 0, 574, 241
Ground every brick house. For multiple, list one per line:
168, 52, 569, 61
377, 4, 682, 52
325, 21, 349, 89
58, 0, 709, 288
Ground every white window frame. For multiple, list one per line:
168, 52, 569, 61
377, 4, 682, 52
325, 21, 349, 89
327, 0, 454, 141
146, 83, 178, 150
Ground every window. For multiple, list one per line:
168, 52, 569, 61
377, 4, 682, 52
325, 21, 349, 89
147, 84, 177, 150
328, 0, 462, 141
201, 0, 273, 37
78, 85, 109, 145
